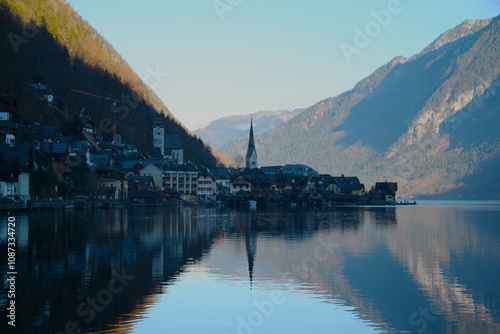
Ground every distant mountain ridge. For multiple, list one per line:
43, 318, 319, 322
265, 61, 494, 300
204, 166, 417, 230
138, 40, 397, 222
220, 16, 500, 199
194, 108, 304, 149
420, 18, 492, 56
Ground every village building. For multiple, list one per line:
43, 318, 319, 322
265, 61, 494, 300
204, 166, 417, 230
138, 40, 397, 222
281, 164, 318, 177
211, 167, 238, 194
164, 135, 183, 165
240, 168, 272, 194
68, 140, 91, 167
152, 118, 184, 165
371, 182, 398, 204
0, 96, 16, 144
0, 120, 15, 146
29, 83, 54, 104
128, 175, 161, 204
333, 175, 365, 195
163, 163, 198, 200
230, 172, 251, 194
197, 170, 217, 200
152, 118, 165, 157
140, 163, 163, 190
95, 168, 128, 200
272, 175, 297, 193
0, 143, 34, 200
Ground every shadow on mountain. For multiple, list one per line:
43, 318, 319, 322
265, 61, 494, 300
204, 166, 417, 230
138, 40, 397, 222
337, 30, 483, 152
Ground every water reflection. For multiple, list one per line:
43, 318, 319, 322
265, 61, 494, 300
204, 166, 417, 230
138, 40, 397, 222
0, 202, 499, 333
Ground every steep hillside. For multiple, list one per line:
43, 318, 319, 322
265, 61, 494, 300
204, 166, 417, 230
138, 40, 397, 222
194, 108, 304, 149
221, 16, 500, 199
0, 0, 223, 167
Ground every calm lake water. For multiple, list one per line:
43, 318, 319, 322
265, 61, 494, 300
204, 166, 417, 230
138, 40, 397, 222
1, 201, 500, 333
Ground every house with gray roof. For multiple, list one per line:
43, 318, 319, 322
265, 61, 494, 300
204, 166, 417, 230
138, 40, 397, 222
0, 143, 34, 200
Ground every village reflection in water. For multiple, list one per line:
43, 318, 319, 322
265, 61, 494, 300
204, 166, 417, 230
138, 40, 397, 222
1, 202, 500, 333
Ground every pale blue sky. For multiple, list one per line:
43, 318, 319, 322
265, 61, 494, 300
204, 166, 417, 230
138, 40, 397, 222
68, 0, 499, 130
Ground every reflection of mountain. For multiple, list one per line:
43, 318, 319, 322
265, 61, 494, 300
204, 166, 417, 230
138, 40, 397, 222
0, 208, 224, 334
385, 208, 500, 333
203, 206, 500, 333
2, 205, 500, 333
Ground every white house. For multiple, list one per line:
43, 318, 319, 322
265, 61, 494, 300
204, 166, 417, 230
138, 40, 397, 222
197, 173, 216, 200
0, 144, 33, 200
163, 163, 198, 200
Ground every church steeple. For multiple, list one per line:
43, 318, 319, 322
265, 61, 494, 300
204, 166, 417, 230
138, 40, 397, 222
245, 118, 258, 169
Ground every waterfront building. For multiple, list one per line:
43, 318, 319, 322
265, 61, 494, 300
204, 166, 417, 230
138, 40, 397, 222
0, 143, 34, 200
197, 171, 217, 200
163, 163, 198, 200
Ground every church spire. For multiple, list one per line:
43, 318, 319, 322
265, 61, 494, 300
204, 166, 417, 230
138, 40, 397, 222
245, 118, 258, 169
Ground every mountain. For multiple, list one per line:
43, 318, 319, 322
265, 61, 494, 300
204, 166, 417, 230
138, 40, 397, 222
0, 0, 227, 167
220, 16, 500, 199
194, 108, 304, 150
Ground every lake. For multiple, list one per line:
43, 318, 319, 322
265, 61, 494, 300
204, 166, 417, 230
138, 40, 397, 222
1, 201, 500, 333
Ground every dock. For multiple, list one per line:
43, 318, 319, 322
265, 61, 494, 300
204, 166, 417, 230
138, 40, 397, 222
0, 198, 129, 214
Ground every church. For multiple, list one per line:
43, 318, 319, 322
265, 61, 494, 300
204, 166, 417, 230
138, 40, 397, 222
152, 118, 184, 165
245, 118, 257, 169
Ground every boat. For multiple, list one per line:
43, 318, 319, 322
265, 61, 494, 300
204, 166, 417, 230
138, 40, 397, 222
395, 200, 417, 205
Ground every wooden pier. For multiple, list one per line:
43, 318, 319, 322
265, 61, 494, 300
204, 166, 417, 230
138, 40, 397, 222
0, 198, 129, 214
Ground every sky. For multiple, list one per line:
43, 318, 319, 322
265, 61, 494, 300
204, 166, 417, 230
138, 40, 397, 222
68, 0, 500, 130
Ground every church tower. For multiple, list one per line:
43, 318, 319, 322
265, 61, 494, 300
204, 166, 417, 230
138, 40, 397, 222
245, 118, 258, 169
152, 118, 165, 156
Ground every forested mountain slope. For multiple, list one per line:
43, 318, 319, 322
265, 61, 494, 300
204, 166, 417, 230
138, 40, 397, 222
0, 0, 225, 166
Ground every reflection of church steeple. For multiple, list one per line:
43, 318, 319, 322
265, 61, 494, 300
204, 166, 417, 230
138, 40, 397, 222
245, 221, 257, 289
